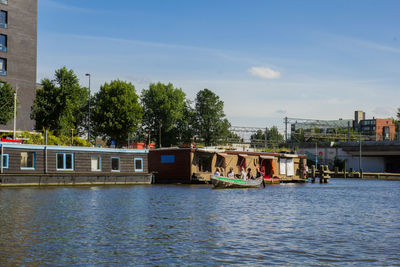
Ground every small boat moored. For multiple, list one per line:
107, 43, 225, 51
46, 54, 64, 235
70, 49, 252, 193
210, 175, 264, 189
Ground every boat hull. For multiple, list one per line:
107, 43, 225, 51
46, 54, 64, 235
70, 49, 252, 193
211, 175, 263, 189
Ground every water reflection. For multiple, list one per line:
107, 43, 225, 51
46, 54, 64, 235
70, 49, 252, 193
0, 180, 399, 265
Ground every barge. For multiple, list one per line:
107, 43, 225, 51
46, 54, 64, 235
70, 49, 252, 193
149, 148, 307, 184
0, 142, 153, 186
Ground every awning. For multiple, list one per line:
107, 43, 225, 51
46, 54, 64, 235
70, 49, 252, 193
282, 154, 297, 158
238, 154, 248, 157
260, 155, 275, 160
217, 153, 229, 157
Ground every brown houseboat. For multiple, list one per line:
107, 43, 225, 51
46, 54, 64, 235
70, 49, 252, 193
0, 142, 152, 186
149, 148, 307, 184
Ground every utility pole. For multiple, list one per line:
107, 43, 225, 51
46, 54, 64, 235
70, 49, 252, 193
85, 73, 91, 145
284, 117, 288, 143
315, 142, 318, 168
13, 86, 17, 140
359, 132, 362, 171
158, 118, 162, 148
347, 121, 350, 142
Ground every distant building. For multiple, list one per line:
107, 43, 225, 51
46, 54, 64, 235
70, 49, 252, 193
0, 0, 37, 131
290, 110, 397, 141
291, 119, 353, 134
359, 118, 396, 141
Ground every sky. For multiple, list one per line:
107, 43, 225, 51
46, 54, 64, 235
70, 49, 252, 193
37, 0, 400, 132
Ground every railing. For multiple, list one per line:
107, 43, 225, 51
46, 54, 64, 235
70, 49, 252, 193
0, 70, 6, 76
0, 22, 7, 29
0, 44, 6, 52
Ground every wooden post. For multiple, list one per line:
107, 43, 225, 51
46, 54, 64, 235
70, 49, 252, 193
311, 165, 316, 183
343, 161, 347, 178
334, 167, 339, 178
360, 168, 363, 179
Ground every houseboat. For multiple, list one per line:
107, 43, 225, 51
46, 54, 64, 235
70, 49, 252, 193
149, 148, 307, 184
0, 142, 153, 186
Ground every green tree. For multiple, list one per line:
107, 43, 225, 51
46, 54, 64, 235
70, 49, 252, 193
267, 126, 284, 144
194, 88, 231, 146
141, 82, 187, 147
0, 82, 15, 125
92, 80, 143, 147
31, 67, 88, 135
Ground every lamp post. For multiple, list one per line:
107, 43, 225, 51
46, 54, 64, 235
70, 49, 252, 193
85, 73, 91, 145
13, 86, 17, 140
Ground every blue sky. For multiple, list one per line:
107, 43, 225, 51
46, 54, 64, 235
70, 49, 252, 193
38, 0, 400, 130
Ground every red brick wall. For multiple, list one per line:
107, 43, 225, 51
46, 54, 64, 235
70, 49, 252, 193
375, 119, 396, 141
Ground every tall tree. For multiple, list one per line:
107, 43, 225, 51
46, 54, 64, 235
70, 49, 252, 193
92, 80, 143, 147
267, 126, 284, 144
0, 82, 15, 125
31, 67, 88, 135
141, 82, 187, 147
194, 89, 231, 146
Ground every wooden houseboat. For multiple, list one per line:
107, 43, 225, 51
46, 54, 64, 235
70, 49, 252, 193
149, 148, 307, 184
0, 142, 153, 186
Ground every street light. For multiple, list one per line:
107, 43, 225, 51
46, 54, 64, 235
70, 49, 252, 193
85, 73, 91, 145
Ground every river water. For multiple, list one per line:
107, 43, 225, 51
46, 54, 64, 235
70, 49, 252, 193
0, 179, 399, 266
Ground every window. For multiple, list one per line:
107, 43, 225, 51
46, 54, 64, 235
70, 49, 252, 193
134, 158, 143, 172
161, 155, 175, 163
0, 58, 6, 75
91, 156, 101, 171
57, 153, 74, 170
0, 34, 6, 52
198, 155, 212, 172
0, 10, 7, 28
2, 154, 8, 168
111, 157, 120, 172
21, 152, 35, 169
0, 1, 8, 5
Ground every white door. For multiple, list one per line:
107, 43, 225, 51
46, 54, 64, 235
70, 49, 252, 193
286, 158, 295, 176
280, 158, 286, 175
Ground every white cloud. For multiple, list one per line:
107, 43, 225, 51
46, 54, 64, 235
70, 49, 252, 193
248, 66, 281, 80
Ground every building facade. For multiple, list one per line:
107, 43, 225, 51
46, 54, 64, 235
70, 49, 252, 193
0, 0, 37, 131
359, 118, 396, 141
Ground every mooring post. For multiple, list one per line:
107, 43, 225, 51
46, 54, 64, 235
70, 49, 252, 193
334, 167, 338, 178
343, 161, 347, 178
360, 168, 363, 179
311, 165, 316, 183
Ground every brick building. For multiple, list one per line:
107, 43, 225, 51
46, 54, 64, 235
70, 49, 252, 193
0, 0, 37, 131
359, 118, 396, 141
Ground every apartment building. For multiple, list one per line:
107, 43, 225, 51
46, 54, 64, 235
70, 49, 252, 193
0, 0, 37, 131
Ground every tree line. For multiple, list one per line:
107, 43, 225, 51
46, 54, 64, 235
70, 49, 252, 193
1, 67, 232, 148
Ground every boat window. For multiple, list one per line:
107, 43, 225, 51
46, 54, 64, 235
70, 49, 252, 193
134, 158, 143, 172
57, 153, 74, 171
198, 154, 212, 172
21, 152, 35, 169
111, 157, 120, 172
2, 153, 8, 168
91, 156, 102, 171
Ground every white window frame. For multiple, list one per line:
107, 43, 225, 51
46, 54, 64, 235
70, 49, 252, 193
111, 157, 120, 172
21, 152, 35, 170
2, 153, 8, 169
134, 158, 144, 172
56, 153, 74, 171
91, 156, 102, 172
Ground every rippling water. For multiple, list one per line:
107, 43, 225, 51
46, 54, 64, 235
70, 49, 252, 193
0, 179, 399, 266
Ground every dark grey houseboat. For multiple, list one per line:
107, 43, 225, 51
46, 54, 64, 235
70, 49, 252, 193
0, 143, 152, 186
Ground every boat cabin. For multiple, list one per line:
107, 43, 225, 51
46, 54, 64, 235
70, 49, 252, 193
0, 143, 152, 186
149, 148, 307, 183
